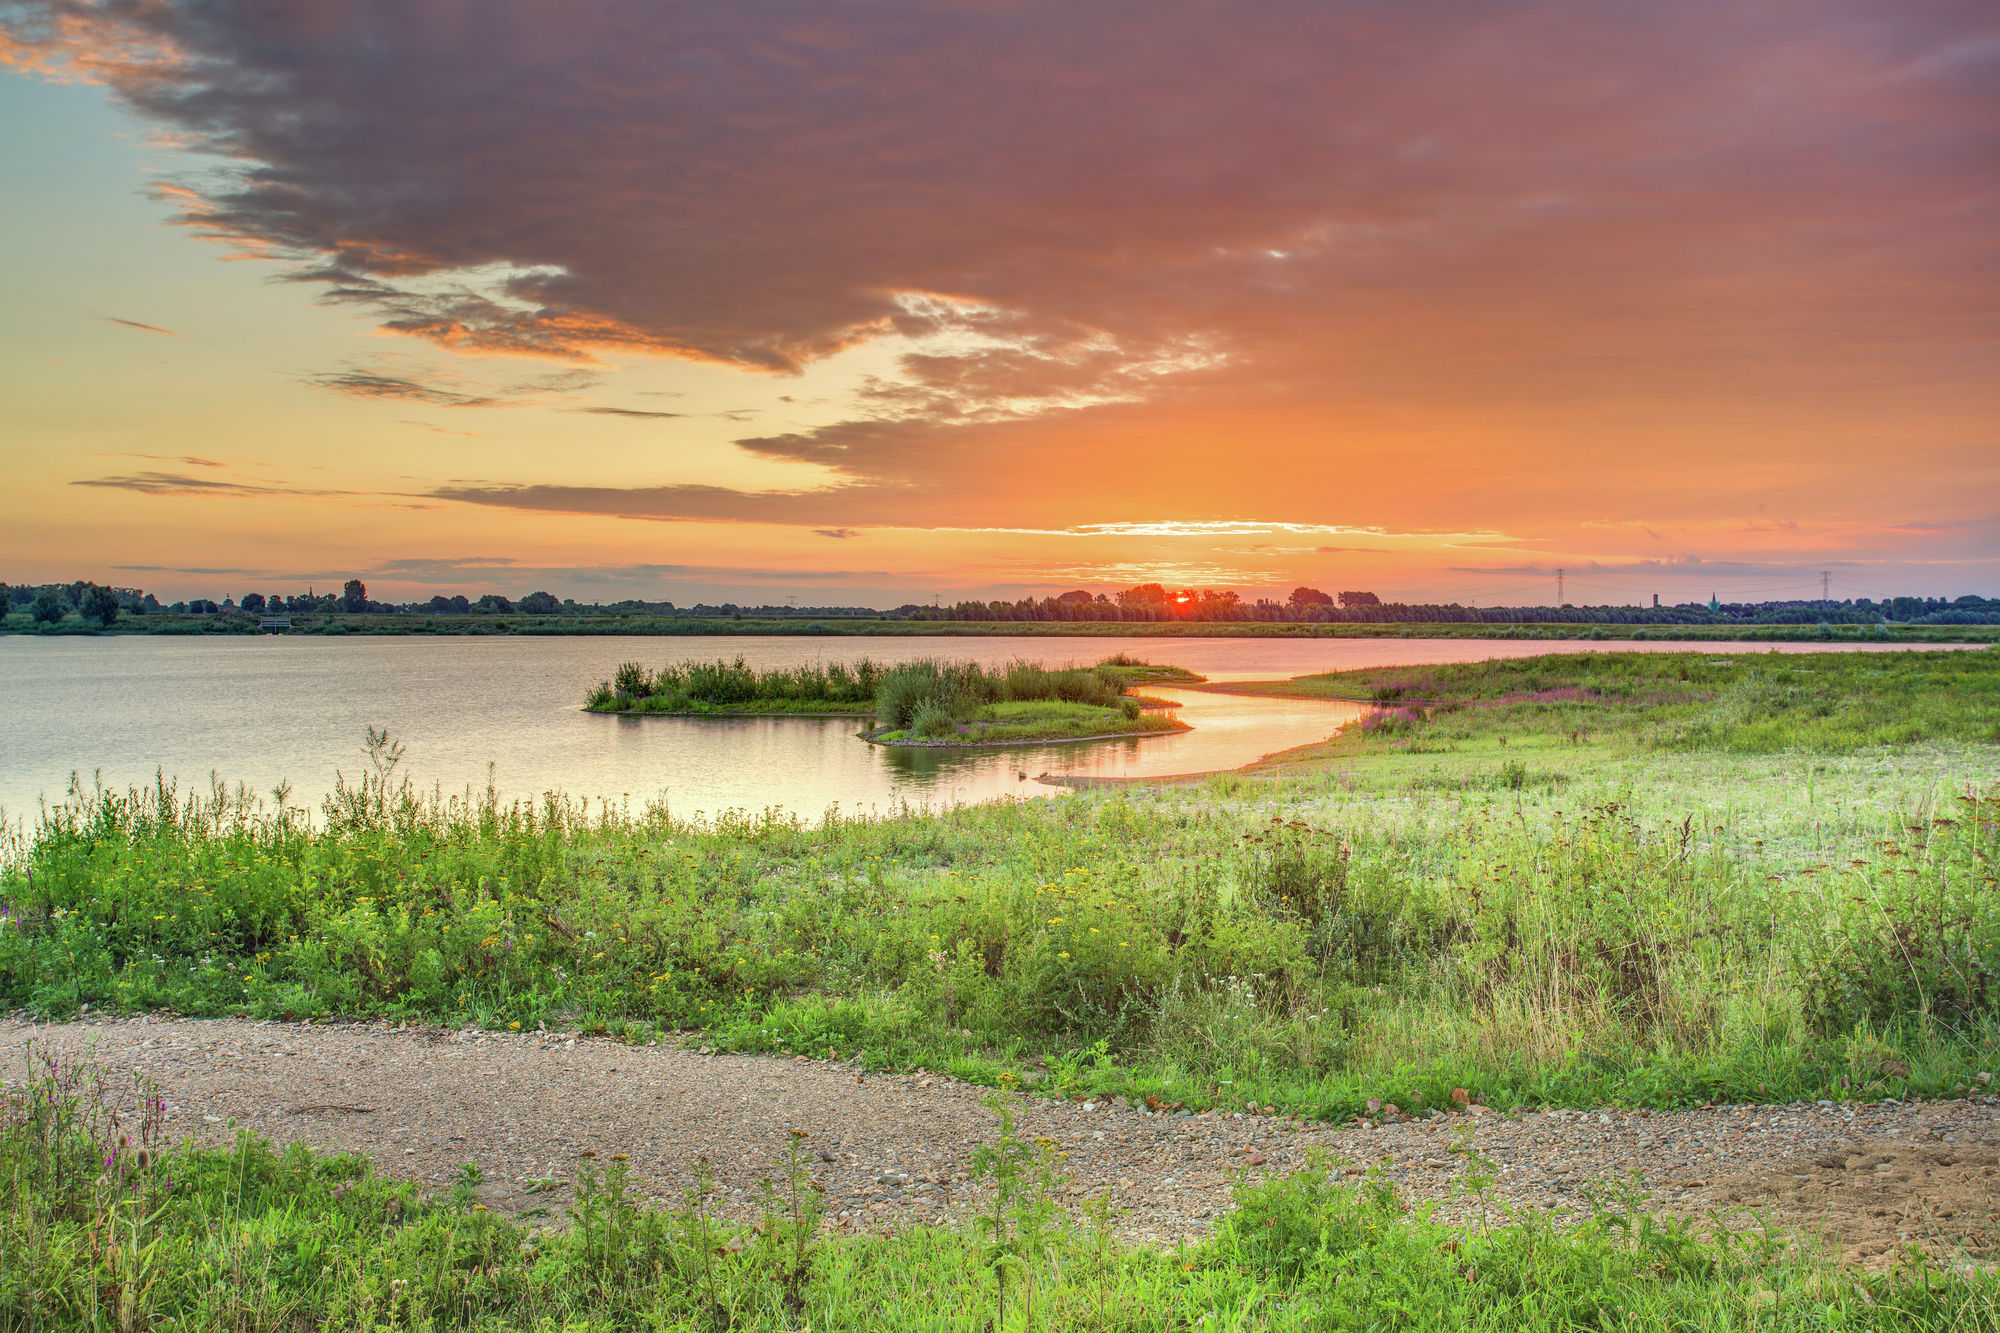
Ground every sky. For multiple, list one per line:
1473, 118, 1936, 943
2, 0, 1996, 609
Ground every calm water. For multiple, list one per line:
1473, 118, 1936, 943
0, 634, 1970, 827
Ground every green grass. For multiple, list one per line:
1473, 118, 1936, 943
6, 1055, 1995, 1331
1222, 647, 2000, 760
6, 648, 2000, 1321
4, 656, 1997, 1119
869, 697, 1188, 746
587, 656, 887, 714
585, 655, 1203, 731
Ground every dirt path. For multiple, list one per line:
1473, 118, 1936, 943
6, 1016, 1995, 1264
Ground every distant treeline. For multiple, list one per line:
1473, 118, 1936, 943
7, 576, 1999, 628
908, 584, 2000, 626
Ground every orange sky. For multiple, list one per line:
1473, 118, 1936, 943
3, 1, 1995, 606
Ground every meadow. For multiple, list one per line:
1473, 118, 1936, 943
5, 650, 1995, 1118
5, 648, 1999, 1328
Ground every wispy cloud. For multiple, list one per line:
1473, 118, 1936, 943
71, 470, 361, 501
89, 451, 229, 468
307, 360, 598, 409
103, 316, 182, 337
307, 370, 497, 408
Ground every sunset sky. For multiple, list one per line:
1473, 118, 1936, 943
3, 1, 1995, 607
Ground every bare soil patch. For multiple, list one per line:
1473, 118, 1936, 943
5, 1015, 1994, 1260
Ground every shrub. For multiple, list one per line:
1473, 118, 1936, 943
613, 661, 654, 698
911, 699, 958, 739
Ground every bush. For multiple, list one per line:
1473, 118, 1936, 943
613, 661, 654, 698
910, 699, 958, 739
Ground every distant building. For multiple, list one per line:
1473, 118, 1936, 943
258, 615, 292, 631
1708, 592, 1721, 613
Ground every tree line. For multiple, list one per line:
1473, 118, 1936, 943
7, 576, 1998, 628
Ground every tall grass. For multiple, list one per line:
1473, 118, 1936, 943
597, 656, 888, 711
872, 659, 1132, 729
4, 753, 1994, 1117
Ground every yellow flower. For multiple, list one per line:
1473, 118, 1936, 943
1059, 951, 1070, 959
509, 1021, 521, 1030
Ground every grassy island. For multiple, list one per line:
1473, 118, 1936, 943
587, 658, 885, 715
589, 653, 1202, 747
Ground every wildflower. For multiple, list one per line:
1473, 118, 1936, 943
1059, 952, 1070, 959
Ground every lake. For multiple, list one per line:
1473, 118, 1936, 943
0, 634, 1966, 829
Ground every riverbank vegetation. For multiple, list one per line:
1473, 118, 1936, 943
586, 654, 1200, 745
6, 651, 1996, 1124
864, 657, 1195, 745
1216, 648, 2000, 762
9, 1055, 1991, 1330
587, 657, 887, 714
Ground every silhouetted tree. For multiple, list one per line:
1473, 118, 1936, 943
341, 579, 369, 612
29, 589, 65, 625
1338, 590, 1381, 608
241, 593, 266, 612
81, 585, 121, 627
518, 590, 560, 614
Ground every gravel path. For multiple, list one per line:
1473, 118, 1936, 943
6, 1016, 1995, 1264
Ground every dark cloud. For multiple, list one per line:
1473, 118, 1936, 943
103, 316, 182, 337
814, 528, 860, 539
11, 0, 1990, 387
427, 481, 885, 526
8, 0, 1996, 560
578, 406, 681, 419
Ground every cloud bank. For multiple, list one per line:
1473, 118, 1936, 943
8, 0, 1997, 584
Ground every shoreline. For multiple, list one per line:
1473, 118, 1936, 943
862, 718, 1191, 750
587, 706, 876, 719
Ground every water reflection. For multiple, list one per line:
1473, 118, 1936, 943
0, 633, 1970, 827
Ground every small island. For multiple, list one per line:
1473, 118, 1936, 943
587, 653, 1201, 747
